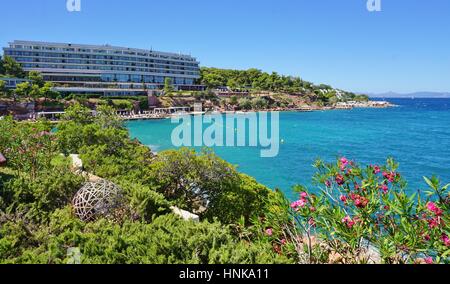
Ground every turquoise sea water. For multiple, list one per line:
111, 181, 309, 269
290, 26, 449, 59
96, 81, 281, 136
126, 98, 450, 199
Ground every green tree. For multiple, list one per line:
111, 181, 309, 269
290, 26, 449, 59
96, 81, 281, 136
251, 97, 269, 110
28, 83, 42, 99
201, 72, 226, 89
40, 82, 59, 100
229, 95, 238, 106
2, 56, 26, 78
238, 98, 252, 110
0, 56, 5, 75
28, 71, 45, 87
164, 77, 174, 94
149, 148, 274, 224
0, 80, 7, 97
14, 81, 31, 98
60, 102, 94, 125
227, 78, 239, 90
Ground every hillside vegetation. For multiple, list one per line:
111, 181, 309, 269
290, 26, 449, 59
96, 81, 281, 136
199, 67, 369, 103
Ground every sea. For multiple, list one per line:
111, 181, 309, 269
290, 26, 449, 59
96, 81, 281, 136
126, 98, 450, 199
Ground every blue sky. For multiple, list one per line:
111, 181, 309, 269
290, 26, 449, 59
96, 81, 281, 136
1, 0, 449, 93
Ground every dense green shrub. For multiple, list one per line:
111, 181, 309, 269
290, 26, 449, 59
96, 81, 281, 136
0, 208, 288, 264
1, 164, 83, 220
148, 148, 274, 224
118, 182, 171, 222
204, 173, 274, 225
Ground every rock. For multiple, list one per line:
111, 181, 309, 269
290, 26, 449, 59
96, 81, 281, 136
328, 251, 344, 264
69, 154, 83, 172
170, 206, 200, 222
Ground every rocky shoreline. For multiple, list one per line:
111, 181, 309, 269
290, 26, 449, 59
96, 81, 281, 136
118, 100, 395, 121
0, 98, 395, 122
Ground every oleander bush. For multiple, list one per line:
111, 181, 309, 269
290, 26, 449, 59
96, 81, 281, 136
251, 157, 450, 264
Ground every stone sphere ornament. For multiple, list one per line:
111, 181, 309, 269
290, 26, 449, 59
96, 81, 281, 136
72, 179, 124, 222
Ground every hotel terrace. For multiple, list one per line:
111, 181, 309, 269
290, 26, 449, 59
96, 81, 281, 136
3, 40, 203, 96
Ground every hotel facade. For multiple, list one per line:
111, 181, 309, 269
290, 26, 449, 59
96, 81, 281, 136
3, 40, 202, 96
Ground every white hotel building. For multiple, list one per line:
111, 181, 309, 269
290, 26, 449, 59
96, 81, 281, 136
3, 40, 203, 96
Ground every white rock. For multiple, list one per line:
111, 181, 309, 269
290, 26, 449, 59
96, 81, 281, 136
170, 206, 200, 222
69, 154, 83, 170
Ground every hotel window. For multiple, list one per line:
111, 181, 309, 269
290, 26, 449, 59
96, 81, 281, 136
142, 76, 152, 83
175, 78, 185, 85
117, 74, 130, 82
101, 74, 115, 82
154, 76, 164, 83
131, 75, 141, 83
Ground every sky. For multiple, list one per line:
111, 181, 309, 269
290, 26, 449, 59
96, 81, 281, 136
1, 0, 449, 94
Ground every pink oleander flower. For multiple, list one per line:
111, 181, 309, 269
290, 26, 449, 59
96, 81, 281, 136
300, 192, 308, 198
380, 184, 389, 194
266, 228, 273, 236
442, 234, 450, 247
291, 199, 307, 210
339, 158, 349, 171
342, 216, 355, 228
427, 202, 438, 212
388, 174, 395, 183
382, 171, 396, 183
281, 239, 287, 245
425, 257, 433, 264
290, 201, 300, 209
342, 216, 351, 223
350, 194, 369, 208
325, 180, 332, 188
428, 217, 441, 229
308, 217, 316, 227
340, 157, 349, 166
340, 195, 347, 203
335, 174, 345, 185
372, 165, 381, 174
354, 198, 367, 208
427, 202, 443, 216
299, 199, 307, 207
424, 234, 431, 241
309, 206, 316, 212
